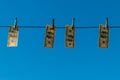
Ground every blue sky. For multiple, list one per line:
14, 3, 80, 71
0, 0, 120, 80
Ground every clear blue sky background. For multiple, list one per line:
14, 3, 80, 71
0, 0, 119, 80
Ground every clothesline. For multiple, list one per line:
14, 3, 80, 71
0, 26, 120, 29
